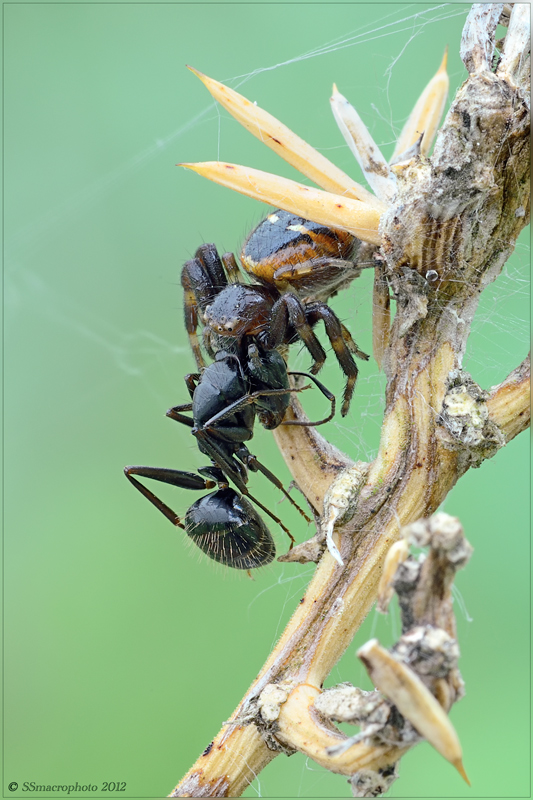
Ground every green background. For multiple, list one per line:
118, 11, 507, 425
4, 3, 529, 798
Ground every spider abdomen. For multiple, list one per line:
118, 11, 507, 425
241, 209, 357, 293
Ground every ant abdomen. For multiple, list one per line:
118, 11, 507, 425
185, 488, 276, 569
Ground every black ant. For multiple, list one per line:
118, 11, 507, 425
125, 346, 335, 569
182, 214, 370, 417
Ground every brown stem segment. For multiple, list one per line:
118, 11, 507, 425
487, 354, 530, 442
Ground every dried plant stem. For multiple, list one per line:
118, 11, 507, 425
173, 5, 529, 795
173, 351, 529, 796
487, 354, 531, 440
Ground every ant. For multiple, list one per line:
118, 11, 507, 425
125, 346, 335, 569
181, 213, 370, 417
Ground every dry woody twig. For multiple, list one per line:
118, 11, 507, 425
173, 4, 530, 796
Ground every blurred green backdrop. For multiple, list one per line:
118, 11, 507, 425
4, 3, 529, 798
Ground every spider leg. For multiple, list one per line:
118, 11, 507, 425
265, 294, 327, 375
181, 244, 228, 369
181, 259, 211, 369
272, 256, 357, 293
338, 322, 369, 362
195, 243, 228, 293
202, 326, 220, 362
221, 252, 243, 283
306, 302, 363, 416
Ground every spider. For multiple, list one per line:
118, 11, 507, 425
181, 219, 369, 416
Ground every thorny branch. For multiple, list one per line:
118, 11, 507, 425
173, 5, 530, 797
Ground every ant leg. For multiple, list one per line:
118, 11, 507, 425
191, 432, 250, 494
190, 435, 295, 544
184, 373, 201, 399
284, 372, 336, 425
237, 445, 311, 527
124, 466, 213, 527
194, 368, 332, 429
240, 488, 296, 548
195, 385, 311, 433
306, 303, 362, 416
166, 403, 194, 427
164, 376, 198, 427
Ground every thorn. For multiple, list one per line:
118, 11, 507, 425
377, 538, 409, 612
453, 757, 471, 786
185, 65, 385, 211
438, 46, 449, 74
330, 85, 396, 203
495, 4, 531, 81
186, 64, 204, 79
179, 161, 383, 246
358, 639, 468, 782
390, 46, 449, 162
